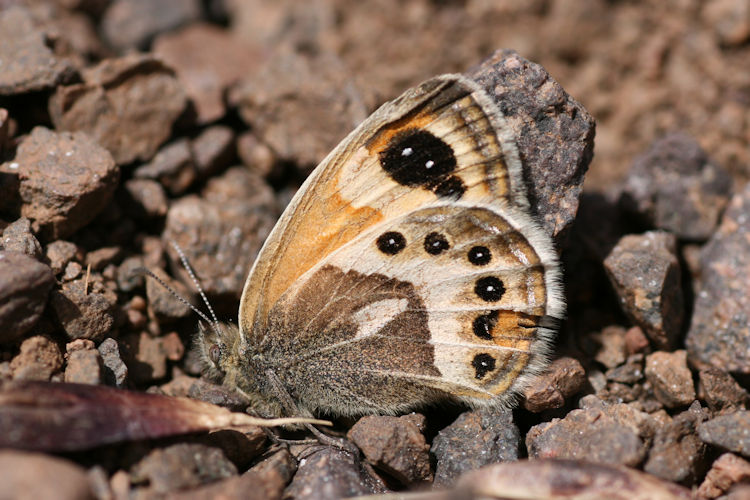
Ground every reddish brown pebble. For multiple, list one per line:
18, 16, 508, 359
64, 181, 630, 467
527, 401, 649, 467
284, 447, 385, 499
2, 217, 42, 258
0, 251, 54, 344
154, 24, 262, 124
49, 54, 187, 165
10, 336, 63, 381
431, 407, 519, 487
100, 0, 202, 51
620, 132, 731, 240
698, 453, 750, 499
698, 411, 750, 458
45, 240, 79, 275
191, 125, 236, 177
161, 332, 185, 362
625, 326, 650, 354
127, 331, 168, 384
65, 340, 103, 385
85, 246, 124, 271
523, 356, 587, 412
592, 325, 628, 369
237, 132, 278, 177
121, 179, 168, 220
687, 183, 750, 375
145, 268, 193, 321
170, 449, 295, 500
13, 127, 119, 240
134, 139, 196, 195
51, 279, 116, 341
0, 450, 93, 499
698, 368, 749, 412
645, 350, 696, 409
0, 7, 76, 95
604, 231, 683, 349
348, 414, 432, 485
644, 402, 710, 485
130, 443, 237, 494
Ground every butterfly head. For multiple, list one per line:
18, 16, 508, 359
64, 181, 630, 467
196, 321, 243, 382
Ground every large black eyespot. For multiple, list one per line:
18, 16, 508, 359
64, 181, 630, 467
424, 232, 449, 255
468, 246, 492, 266
209, 344, 221, 364
475, 277, 505, 302
472, 353, 496, 379
379, 128, 457, 187
377, 231, 406, 255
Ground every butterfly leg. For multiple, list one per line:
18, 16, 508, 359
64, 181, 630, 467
264, 369, 359, 455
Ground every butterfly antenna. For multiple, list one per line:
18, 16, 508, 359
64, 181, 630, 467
136, 267, 216, 330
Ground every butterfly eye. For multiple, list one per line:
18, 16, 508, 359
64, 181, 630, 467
208, 344, 221, 364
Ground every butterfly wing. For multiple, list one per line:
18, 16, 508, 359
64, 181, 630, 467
238, 74, 564, 415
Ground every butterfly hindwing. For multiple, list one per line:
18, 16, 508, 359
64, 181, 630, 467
233, 73, 564, 416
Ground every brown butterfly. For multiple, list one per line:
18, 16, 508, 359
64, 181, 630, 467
198, 74, 564, 418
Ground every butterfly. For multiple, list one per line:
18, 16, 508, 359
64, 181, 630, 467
198, 74, 564, 418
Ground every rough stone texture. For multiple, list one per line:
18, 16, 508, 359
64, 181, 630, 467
0, 450, 93, 500
168, 449, 295, 500
134, 138, 196, 195
121, 179, 168, 220
467, 50, 595, 241
283, 447, 385, 499
431, 407, 520, 487
126, 331, 169, 384
10, 335, 63, 381
0, 7, 77, 95
154, 24, 262, 124
229, 48, 373, 171
644, 401, 710, 485
191, 125, 236, 177
698, 411, 750, 458
0, 251, 54, 344
698, 368, 749, 412
687, 183, 750, 375
590, 325, 629, 369
45, 240, 79, 275
347, 414, 432, 485
698, 453, 750, 499
620, 133, 732, 241
604, 231, 683, 349
522, 356, 587, 412
64, 339, 103, 384
605, 354, 645, 385
163, 167, 277, 298
101, 0, 202, 51
49, 54, 187, 165
10, 127, 119, 240
456, 459, 693, 500
50, 279, 116, 341
527, 399, 651, 467
85, 246, 123, 271
1, 217, 42, 258
145, 268, 193, 321
98, 337, 128, 388
130, 443, 237, 494
645, 350, 696, 409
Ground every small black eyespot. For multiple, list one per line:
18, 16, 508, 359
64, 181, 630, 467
475, 277, 505, 302
209, 344, 221, 364
468, 246, 492, 266
473, 310, 499, 340
424, 232, 450, 255
433, 176, 465, 199
472, 353, 496, 379
377, 231, 406, 255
